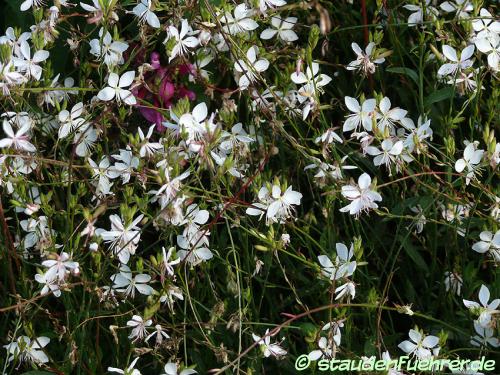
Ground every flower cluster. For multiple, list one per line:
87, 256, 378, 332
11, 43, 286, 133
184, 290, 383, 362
0, 0, 498, 374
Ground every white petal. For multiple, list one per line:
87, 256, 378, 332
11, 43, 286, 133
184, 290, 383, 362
379, 97, 391, 113
422, 335, 439, 348
33, 50, 49, 63
479, 285, 490, 306
260, 28, 277, 40
119, 71, 135, 87
121, 91, 137, 105
460, 45, 475, 61
344, 96, 360, 112
358, 173, 371, 189
193, 102, 208, 122
147, 12, 160, 28
442, 45, 458, 62
409, 329, 422, 343
135, 283, 154, 295
108, 72, 119, 87
398, 340, 417, 354
455, 159, 466, 172
97, 87, 115, 101
472, 241, 490, 253
267, 200, 281, 219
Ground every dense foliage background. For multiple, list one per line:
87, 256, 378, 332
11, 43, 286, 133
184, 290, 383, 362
0, 0, 498, 374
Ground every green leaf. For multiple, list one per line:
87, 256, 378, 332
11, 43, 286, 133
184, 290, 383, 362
386, 67, 419, 86
424, 87, 455, 107
400, 236, 429, 273
21, 372, 55, 375
298, 322, 316, 336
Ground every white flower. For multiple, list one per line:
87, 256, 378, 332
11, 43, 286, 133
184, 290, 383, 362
12, 41, 49, 81
403, 117, 433, 154
177, 102, 217, 148
440, 0, 473, 19
100, 214, 144, 264
58, 102, 87, 139
455, 141, 484, 185
145, 324, 170, 346
321, 320, 343, 346
398, 329, 440, 359
0, 118, 36, 152
234, 45, 269, 90
111, 264, 155, 298
304, 157, 356, 182
290, 62, 332, 120
308, 336, 335, 361
0, 61, 26, 95
42, 252, 79, 282
290, 62, 332, 98
342, 96, 376, 132
340, 173, 382, 216
444, 271, 463, 296
80, 0, 118, 21
440, 203, 470, 236
20, 216, 55, 250
258, 0, 286, 14
42, 74, 77, 106
161, 362, 197, 375
317, 242, 357, 281
110, 148, 140, 184
108, 357, 141, 375
470, 321, 499, 348
463, 284, 500, 328
35, 271, 61, 297
246, 184, 302, 224
315, 128, 343, 145
410, 205, 427, 234
20, 0, 44, 11
167, 19, 199, 62
176, 234, 213, 266
472, 230, 500, 263
220, 4, 258, 35
150, 171, 190, 208
335, 281, 356, 300
160, 285, 184, 311
138, 125, 163, 157
89, 28, 128, 67
376, 97, 408, 132
245, 187, 272, 220
437, 45, 475, 77
180, 203, 209, 237
346, 42, 384, 75
473, 33, 500, 72
260, 17, 298, 42
162, 246, 180, 277
448, 70, 481, 94
252, 329, 287, 358
403, 1, 438, 26
472, 9, 500, 39
97, 71, 137, 105
219, 123, 254, 152
88, 157, 114, 196
132, 0, 160, 28
266, 185, 302, 223
127, 315, 152, 342
4, 336, 50, 364
366, 138, 404, 171
74, 123, 98, 157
